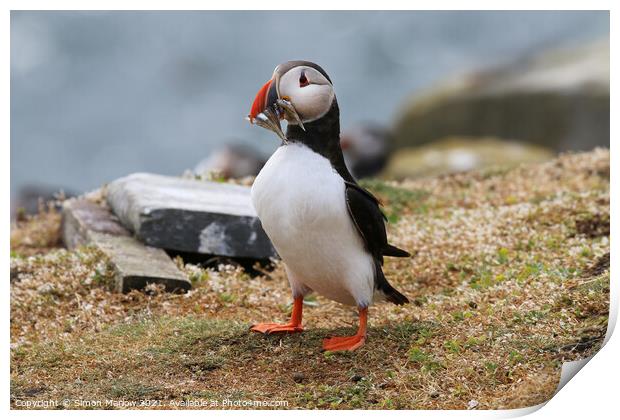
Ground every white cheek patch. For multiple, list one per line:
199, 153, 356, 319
289, 84, 335, 123
278, 67, 335, 123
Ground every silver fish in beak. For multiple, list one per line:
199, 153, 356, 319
277, 98, 305, 132
252, 106, 287, 142
247, 76, 305, 141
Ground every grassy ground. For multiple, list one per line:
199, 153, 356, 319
10, 149, 609, 410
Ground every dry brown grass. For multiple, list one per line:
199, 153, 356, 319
10, 149, 609, 410
10, 204, 62, 257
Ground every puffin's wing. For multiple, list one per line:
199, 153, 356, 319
344, 182, 388, 262
344, 182, 410, 261
344, 182, 410, 305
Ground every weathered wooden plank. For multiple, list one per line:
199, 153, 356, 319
106, 173, 277, 259
61, 198, 191, 293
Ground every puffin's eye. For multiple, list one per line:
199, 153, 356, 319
299, 71, 310, 88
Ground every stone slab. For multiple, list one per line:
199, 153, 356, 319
62, 198, 191, 293
106, 173, 277, 259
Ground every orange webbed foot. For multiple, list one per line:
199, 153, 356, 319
250, 323, 304, 334
322, 307, 368, 352
250, 296, 304, 335
322, 334, 366, 352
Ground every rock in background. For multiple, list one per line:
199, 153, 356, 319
11, 185, 76, 220
393, 39, 609, 153
384, 137, 554, 180
106, 173, 277, 260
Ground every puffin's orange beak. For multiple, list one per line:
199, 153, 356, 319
249, 79, 274, 122
247, 78, 287, 141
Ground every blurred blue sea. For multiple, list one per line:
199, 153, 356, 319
10, 11, 609, 196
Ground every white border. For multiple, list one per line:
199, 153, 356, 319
1, 0, 617, 10
3, 2, 616, 419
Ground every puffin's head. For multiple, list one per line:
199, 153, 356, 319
247, 60, 335, 141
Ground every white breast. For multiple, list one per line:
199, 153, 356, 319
251, 143, 375, 307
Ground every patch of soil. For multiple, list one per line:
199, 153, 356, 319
575, 214, 610, 238
583, 252, 610, 277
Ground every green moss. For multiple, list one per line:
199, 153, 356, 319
408, 347, 430, 363
484, 362, 498, 375
443, 340, 462, 354
497, 247, 510, 264
89, 264, 115, 289
189, 270, 209, 285
415, 328, 434, 345
509, 350, 523, 364
218, 292, 236, 303
464, 335, 486, 349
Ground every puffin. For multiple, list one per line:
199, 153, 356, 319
194, 143, 266, 179
340, 123, 393, 179
247, 60, 410, 351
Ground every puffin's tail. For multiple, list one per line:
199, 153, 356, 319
375, 264, 409, 305
383, 244, 411, 258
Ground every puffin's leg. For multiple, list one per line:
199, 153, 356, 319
322, 307, 368, 352
249, 296, 304, 334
